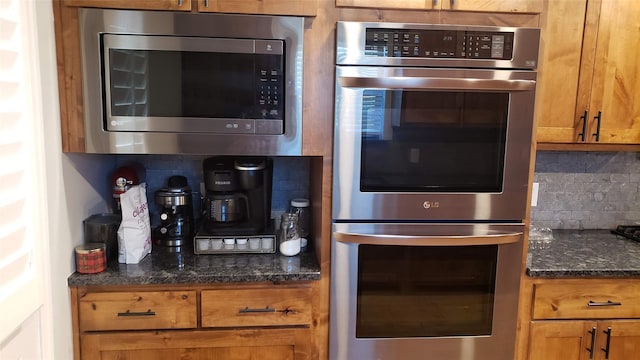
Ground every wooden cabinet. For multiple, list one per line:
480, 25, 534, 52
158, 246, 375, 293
78, 290, 197, 331
64, 0, 191, 11
80, 329, 311, 360
518, 278, 640, 360
71, 284, 313, 360
196, 0, 317, 16
201, 288, 311, 327
529, 320, 640, 360
63, 0, 317, 15
535, 0, 640, 149
335, 0, 542, 13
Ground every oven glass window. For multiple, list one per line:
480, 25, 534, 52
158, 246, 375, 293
360, 90, 509, 192
107, 49, 283, 120
356, 245, 497, 338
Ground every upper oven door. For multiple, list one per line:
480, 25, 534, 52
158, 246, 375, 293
333, 66, 537, 221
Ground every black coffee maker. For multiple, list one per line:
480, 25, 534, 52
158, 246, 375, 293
202, 156, 273, 235
152, 175, 195, 246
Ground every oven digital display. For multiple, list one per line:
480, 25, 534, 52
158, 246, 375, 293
364, 28, 514, 59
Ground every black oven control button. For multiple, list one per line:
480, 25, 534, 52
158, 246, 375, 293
463, 32, 514, 59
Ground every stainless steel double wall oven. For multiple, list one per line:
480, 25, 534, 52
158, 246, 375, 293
331, 21, 540, 360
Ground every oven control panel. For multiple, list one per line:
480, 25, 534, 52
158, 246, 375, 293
364, 29, 514, 59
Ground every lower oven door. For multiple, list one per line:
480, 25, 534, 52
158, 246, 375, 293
330, 222, 524, 360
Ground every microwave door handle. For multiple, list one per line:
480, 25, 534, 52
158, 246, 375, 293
333, 231, 522, 246
338, 76, 536, 92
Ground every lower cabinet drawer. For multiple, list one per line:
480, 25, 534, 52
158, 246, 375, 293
201, 288, 311, 327
532, 281, 640, 320
78, 291, 197, 331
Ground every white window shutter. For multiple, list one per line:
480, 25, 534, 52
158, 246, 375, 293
0, 0, 47, 341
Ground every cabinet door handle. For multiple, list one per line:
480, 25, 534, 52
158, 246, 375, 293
177, 0, 182, 6
578, 110, 588, 141
588, 300, 622, 307
601, 327, 612, 359
592, 111, 602, 141
204, 0, 209, 7
117, 309, 156, 317
239, 306, 276, 314
586, 327, 596, 359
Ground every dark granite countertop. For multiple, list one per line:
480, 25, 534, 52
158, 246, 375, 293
68, 244, 321, 286
527, 229, 640, 278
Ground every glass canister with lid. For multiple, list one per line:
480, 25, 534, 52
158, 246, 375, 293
279, 212, 301, 256
289, 198, 310, 251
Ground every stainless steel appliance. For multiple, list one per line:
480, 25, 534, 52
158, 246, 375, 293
331, 21, 540, 360
195, 156, 276, 254
79, 8, 304, 155
152, 175, 195, 247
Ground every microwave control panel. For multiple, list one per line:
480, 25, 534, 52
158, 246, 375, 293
364, 28, 514, 60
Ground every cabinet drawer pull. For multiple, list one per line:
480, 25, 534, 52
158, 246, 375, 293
117, 309, 156, 317
586, 327, 596, 359
592, 111, 602, 142
601, 327, 612, 359
578, 110, 588, 141
239, 306, 276, 314
588, 300, 622, 307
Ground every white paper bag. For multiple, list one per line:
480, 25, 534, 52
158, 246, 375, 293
117, 183, 151, 264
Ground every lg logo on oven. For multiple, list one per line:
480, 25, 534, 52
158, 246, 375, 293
423, 201, 440, 209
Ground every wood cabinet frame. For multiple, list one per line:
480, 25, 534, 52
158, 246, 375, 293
70, 283, 318, 360
535, 0, 640, 150
516, 277, 640, 360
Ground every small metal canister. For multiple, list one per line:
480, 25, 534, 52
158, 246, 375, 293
75, 243, 107, 274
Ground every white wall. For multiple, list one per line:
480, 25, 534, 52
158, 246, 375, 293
1, 2, 113, 359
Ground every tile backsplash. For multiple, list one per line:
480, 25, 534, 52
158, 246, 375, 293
531, 151, 640, 229
115, 155, 311, 222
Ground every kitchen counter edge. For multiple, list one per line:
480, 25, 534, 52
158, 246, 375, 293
526, 229, 640, 278
68, 248, 321, 286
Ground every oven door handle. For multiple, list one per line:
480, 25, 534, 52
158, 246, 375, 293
333, 231, 522, 246
338, 76, 536, 92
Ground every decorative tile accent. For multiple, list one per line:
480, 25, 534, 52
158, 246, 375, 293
531, 152, 640, 229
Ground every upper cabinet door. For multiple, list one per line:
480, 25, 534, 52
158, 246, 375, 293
536, 0, 640, 148
336, 0, 541, 12
63, 0, 192, 11
440, 0, 542, 13
197, 0, 318, 16
584, 0, 640, 144
534, 0, 588, 144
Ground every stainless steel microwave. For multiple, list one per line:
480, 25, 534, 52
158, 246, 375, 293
79, 8, 304, 155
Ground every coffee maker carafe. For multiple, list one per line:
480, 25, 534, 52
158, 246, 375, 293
203, 156, 272, 235
152, 175, 195, 246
